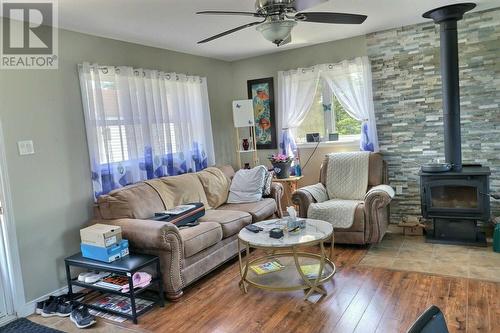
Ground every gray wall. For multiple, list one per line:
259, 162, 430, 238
367, 8, 500, 223
0, 24, 233, 301
229, 36, 368, 166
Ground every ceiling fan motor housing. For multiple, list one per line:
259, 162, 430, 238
255, 0, 297, 15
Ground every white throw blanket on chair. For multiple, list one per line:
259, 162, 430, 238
308, 152, 370, 229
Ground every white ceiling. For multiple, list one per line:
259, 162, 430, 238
58, 0, 500, 61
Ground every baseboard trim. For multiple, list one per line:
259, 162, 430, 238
0, 314, 17, 327
16, 285, 84, 318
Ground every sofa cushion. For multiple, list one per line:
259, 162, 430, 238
218, 165, 235, 180
145, 173, 209, 209
198, 210, 252, 238
196, 167, 231, 209
97, 183, 165, 219
180, 222, 222, 258
218, 198, 277, 222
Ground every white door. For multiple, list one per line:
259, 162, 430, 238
0, 266, 7, 320
0, 202, 14, 323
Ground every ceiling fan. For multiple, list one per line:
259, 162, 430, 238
196, 0, 367, 47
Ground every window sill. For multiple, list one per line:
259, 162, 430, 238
296, 135, 360, 149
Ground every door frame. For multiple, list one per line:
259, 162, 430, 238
0, 120, 26, 322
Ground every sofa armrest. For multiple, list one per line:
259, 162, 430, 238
98, 218, 185, 296
291, 188, 318, 218
102, 218, 181, 252
266, 182, 284, 218
363, 185, 394, 243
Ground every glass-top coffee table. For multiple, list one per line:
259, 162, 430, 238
237, 218, 335, 300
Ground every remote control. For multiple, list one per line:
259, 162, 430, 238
245, 225, 263, 233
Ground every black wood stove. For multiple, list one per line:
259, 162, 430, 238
420, 3, 490, 246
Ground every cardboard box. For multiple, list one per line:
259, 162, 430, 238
81, 239, 128, 263
80, 224, 122, 248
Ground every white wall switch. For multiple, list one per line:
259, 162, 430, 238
17, 140, 35, 155
396, 185, 403, 195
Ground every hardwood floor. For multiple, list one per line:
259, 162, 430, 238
129, 245, 500, 333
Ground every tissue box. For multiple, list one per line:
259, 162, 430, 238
81, 239, 129, 263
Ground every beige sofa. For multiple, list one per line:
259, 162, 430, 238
91, 166, 283, 300
291, 153, 393, 245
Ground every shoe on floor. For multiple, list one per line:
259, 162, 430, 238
70, 305, 96, 329
41, 297, 73, 317
35, 296, 55, 315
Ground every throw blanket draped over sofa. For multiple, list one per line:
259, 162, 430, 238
306, 152, 370, 229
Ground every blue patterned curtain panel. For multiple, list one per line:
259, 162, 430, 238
78, 63, 215, 199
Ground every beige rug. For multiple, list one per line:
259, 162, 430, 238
358, 231, 500, 282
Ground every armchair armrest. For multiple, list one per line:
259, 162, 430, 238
363, 185, 395, 243
292, 188, 316, 218
98, 218, 184, 296
266, 182, 284, 218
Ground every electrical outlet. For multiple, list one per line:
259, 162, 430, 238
17, 140, 35, 155
396, 185, 403, 195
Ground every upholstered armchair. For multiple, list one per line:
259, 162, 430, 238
291, 153, 394, 245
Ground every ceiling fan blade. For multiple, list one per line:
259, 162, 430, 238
196, 11, 265, 18
198, 20, 265, 44
295, 12, 367, 24
294, 0, 329, 12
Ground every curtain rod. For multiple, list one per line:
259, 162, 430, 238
77, 63, 206, 82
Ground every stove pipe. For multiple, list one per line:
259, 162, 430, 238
422, 3, 476, 171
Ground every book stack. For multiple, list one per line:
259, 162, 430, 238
80, 224, 129, 263
94, 275, 129, 291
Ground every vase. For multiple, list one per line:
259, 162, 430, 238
242, 139, 250, 151
272, 161, 292, 179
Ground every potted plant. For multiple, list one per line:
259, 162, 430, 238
268, 153, 293, 179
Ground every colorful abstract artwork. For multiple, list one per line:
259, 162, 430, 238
247, 77, 277, 149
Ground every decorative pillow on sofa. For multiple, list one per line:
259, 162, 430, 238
262, 170, 273, 196
227, 166, 267, 203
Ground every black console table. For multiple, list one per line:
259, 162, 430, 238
64, 253, 164, 324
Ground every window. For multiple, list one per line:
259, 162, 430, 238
79, 63, 215, 198
95, 78, 179, 164
296, 82, 361, 143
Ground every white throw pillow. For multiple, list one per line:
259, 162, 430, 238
227, 166, 267, 203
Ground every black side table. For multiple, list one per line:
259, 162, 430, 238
64, 253, 165, 324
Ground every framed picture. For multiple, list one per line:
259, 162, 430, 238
247, 77, 277, 150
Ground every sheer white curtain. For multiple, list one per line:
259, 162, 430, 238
277, 68, 320, 156
319, 56, 379, 151
78, 62, 215, 198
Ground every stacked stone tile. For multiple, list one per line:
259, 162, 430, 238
367, 8, 500, 223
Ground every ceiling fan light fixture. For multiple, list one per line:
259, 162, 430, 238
256, 20, 297, 46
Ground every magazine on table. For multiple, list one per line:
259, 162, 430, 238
300, 264, 327, 279
250, 260, 284, 275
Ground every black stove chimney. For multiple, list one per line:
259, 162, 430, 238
423, 3, 476, 172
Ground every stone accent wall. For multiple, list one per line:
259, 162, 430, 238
367, 8, 500, 223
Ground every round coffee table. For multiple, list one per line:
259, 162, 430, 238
237, 218, 335, 300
